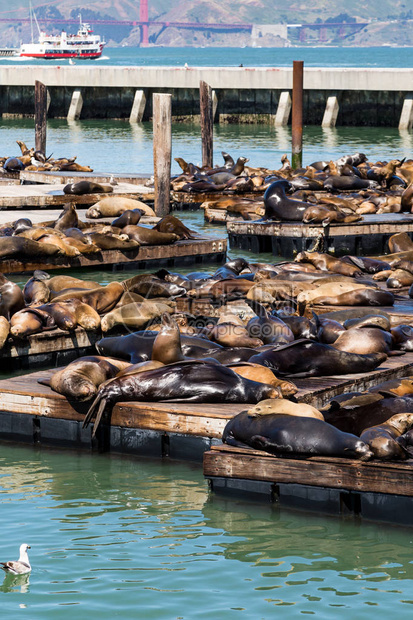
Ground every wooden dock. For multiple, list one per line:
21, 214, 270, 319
20, 170, 152, 186
227, 213, 413, 258
0, 182, 154, 209
0, 237, 227, 275
0, 353, 413, 457
203, 445, 413, 524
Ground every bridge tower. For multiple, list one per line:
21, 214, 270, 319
140, 0, 149, 47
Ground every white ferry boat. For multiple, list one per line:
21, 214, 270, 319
19, 20, 106, 60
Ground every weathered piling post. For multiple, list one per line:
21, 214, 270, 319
200, 80, 213, 168
291, 61, 303, 169
153, 93, 172, 217
34, 80, 47, 155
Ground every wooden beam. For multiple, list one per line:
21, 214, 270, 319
200, 80, 213, 168
34, 80, 47, 155
153, 93, 172, 217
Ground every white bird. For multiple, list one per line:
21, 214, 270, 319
69, 59, 75, 65
0, 544, 31, 575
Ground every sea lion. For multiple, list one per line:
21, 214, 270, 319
52, 282, 124, 314
123, 274, 186, 298
86, 197, 156, 218
122, 225, 179, 246
332, 327, 393, 355
150, 312, 188, 364
316, 316, 346, 344
0, 275, 25, 319
53, 203, 79, 232
343, 315, 391, 331
260, 180, 308, 222
23, 270, 50, 305
369, 377, 413, 398
324, 175, 379, 191
246, 300, 294, 345
222, 412, 372, 460
391, 325, 413, 351
201, 323, 263, 349
226, 365, 297, 397
10, 307, 54, 338
0, 316, 10, 349
39, 356, 131, 401
341, 256, 391, 274
47, 275, 100, 292
246, 398, 323, 419
83, 361, 281, 436
12, 218, 33, 234
0, 237, 62, 259
295, 251, 362, 277
153, 215, 199, 240
101, 300, 174, 332
388, 232, 413, 253
248, 339, 387, 377
63, 181, 113, 195
3, 157, 24, 172
40, 300, 101, 331
83, 232, 139, 251
301, 287, 394, 308
111, 209, 144, 228
360, 413, 413, 460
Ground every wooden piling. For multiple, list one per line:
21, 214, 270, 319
34, 80, 47, 155
291, 61, 303, 169
153, 93, 172, 217
200, 80, 213, 168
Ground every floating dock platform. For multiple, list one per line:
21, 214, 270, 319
0, 237, 227, 275
20, 170, 152, 186
227, 213, 413, 258
203, 445, 413, 525
0, 182, 153, 209
0, 353, 413, 457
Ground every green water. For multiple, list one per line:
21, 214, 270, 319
1, 442, 413, 619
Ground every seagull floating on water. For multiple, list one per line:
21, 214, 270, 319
0, 544, 31, 575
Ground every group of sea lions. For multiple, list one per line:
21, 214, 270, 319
0, 203, 196, 262
196, 151, 413, 224
0, 141, 93, 174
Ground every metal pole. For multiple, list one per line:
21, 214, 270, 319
291, 60, 303, 169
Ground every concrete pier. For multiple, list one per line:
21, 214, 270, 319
0, 66, 411, 126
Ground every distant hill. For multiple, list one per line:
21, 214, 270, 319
1, 0, 412, 47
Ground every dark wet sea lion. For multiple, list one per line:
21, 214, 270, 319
111, 209, 143, 228
316, 316, 346, 344
360, 413, 413, 460
323, 395, 413, 435
63, 181, 112, 195
4, 157, 24, 172
40, 299, 101, 331
275, 312, 318, 340
324, 176, 379, 191
343, 315, 391, 331
261, 180, 308, 222
225, 366, 297, 397
83, 361, 280, 436
0, 275, 25, 319
391, 325, 413, 351
23, 270, 50, 305
12, 218, 33, 235
122, 225, 179, 246
246, 300, 294, 345
39, 356, 131, 401
223, 412, 372, 460
341, 255, 391, 274
123, 274, 186, 298
248, 339, 387, 377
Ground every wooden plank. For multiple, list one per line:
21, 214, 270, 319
203, 448, 413, 496
20, 170, 152, 186
0, 182, 153, 209
0, 237, 227, 275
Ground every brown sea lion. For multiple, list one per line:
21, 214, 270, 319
343, 315, 391, 331
360, 413, 413, 460
153, 215, 199, 240
369, 377, 413, 398
151, 312, 187, 364
247, 300, 294, 345
54, 203, 79, 232
48, 275, 101, 293
226, 366, 297, 397
10, 307, 54, 338
0, 237, 62, 259
84, 232, 140, 251
391, 325, 413, 351
37, 234, 80, 257
39, 299, 101, 331
86, 197, 156, 218
52, 282, 124, 314
0, 316, 10, 350
122, 225, 179, 246
401, 184, 413, 212
39, 356, 131, 401
202, 323, 263, 348
101, 300, 174, 332
295, 251, 362, 277
23, 270, 50, 305
246, 398, 323, 419
260, 180, 308, 222
0, 275, 25, 319
386, 269, 413, 288
223, 412, 372, 460
332, 327, 393, 355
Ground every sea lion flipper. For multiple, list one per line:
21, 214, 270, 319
83, 394, 101, 428
91, 398, 108, 439
37, 378, 51, 387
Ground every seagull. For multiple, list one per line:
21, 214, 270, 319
69, 59, 75, 65
0, 544, 31, 575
